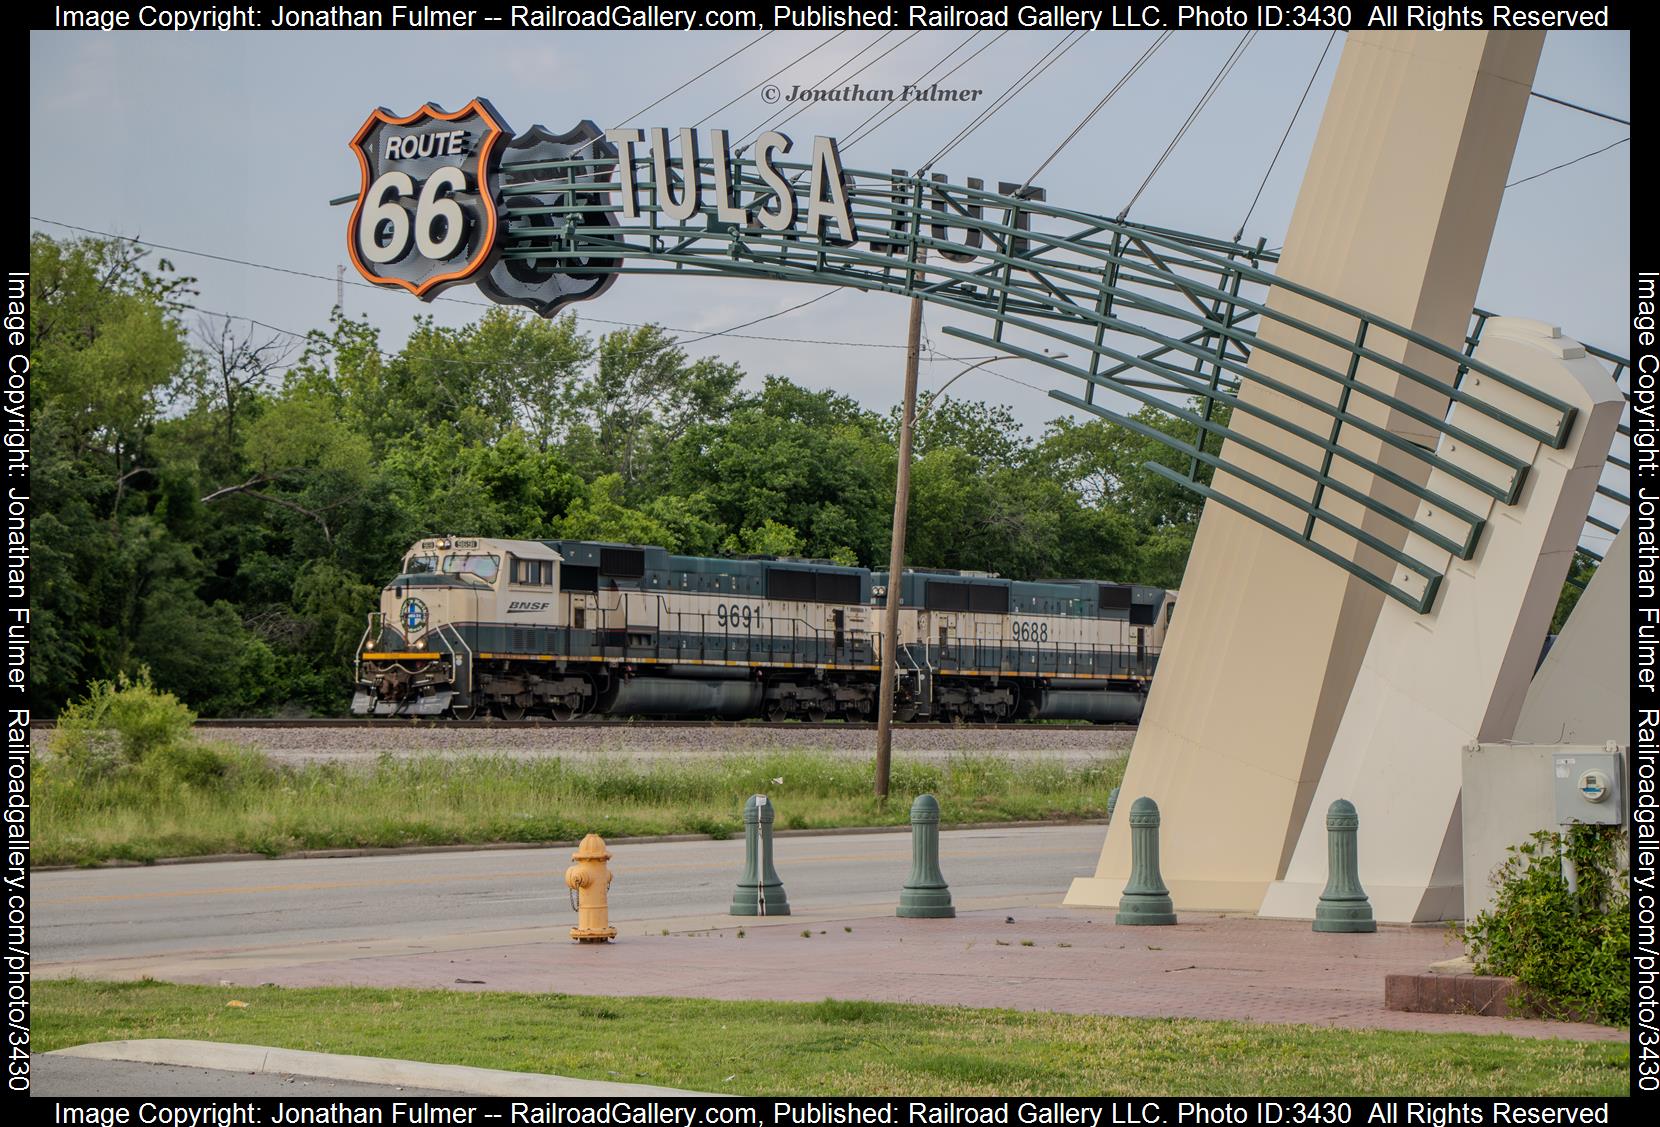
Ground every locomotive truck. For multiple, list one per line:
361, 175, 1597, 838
352, 536, 1174, 723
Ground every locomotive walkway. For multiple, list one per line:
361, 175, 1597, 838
34, 827, 1620, 1043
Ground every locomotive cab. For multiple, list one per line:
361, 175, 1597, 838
353, 537, 565, 718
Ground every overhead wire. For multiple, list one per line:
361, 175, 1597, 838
29, 218, 912, 351
692, 32, 847, 128
838, 31, 989, 151
1014, 31, 1172, 195
1527, 90, 1630, 126
731, 31, 896, 149
678, 290, 841, 345
611, 31, 775, 129
920, 31, 1089, 174
1119, 31, 1255, 221
754, 31, 923, 143
1505, 135, 1630, 189
681, 30, 950, 342
1234, 30, 1336, 241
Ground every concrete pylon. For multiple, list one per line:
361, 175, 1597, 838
1259, 319, 1624, 922
1066, 31, 1546, 913
1512, 522, 1631, 747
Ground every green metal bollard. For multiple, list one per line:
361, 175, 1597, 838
1115, 796, 1177, 926
730, 794, 790, 916
897, 794, 955, 918
1107, 786, 1121, 822
1313, 798, 1376, 933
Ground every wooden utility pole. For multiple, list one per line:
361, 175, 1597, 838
875, 291, 924, 800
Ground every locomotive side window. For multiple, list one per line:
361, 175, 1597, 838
443, 553, 500, 581
510, 557, 553, 586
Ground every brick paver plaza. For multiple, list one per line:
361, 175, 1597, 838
180, 908, 1622, 1042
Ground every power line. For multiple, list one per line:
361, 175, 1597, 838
612, 31, 774, 129
733, 32, 895, 149
842, 31, 1010, 151
692, 33, 847, 128
1234, 31, 1336, 241
921, 31, 1088, 173
756, 31, 922, 143
1016, 31, 1171, 194
1120, 31, 1255, 221
1506, 136, 1629, 189
678, 289, 840, 344
1528, 90, 1630, 126
30, 217, 909, 352
838, 31, 986, 150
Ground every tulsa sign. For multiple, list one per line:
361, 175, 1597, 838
347, 98, 1043, 314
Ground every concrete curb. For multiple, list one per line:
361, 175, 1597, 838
32, 818, 1111, 871
48, 1040, 712, 1097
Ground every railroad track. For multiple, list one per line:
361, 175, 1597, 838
33, 717, 1136, 732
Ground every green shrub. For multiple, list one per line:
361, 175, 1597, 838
1459, 825, 1629, 1026
54, 670, 196, 779
136, 742, 273, 791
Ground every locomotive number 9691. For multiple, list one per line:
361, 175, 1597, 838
716, 604, 758, 629
1011, 620, 1049, 642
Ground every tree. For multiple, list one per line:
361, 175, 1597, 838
574, 324, 744, 487
190, 314, 295, 451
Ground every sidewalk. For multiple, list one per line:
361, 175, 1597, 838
162, 906, 1623, 1042
40, 1040, 706, 1097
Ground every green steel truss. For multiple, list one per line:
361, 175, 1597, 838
473, 150, 1598, 613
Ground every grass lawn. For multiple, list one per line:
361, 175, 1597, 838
33, 751, 1124, 867
35, 979, 1628, 1097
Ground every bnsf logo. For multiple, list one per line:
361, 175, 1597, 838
507, 601, 550, 614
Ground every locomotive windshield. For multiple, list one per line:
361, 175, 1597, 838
442, 553, 501, 581
405, 554, 439, 574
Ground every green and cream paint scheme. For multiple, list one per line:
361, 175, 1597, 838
354, 536, 1173, 722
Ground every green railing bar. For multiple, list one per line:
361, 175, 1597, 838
968, 333, 1483, 561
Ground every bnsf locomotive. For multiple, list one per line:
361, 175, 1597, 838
352, 537, 1175, 723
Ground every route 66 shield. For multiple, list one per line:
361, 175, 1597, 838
347, 98, 511, 300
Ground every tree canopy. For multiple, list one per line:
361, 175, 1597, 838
29, 233, 1212, 715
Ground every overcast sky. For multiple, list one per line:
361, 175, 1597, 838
29, 28, 1630, 543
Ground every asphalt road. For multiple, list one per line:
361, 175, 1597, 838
33, 825, 1107, 979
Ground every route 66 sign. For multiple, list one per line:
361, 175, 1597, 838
347, 98, 511, 299
476, 121, 622, 317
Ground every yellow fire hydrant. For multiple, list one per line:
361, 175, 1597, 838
563, 833, 618, 943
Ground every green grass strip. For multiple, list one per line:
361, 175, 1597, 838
35, 980, 1628, 1096
34, 751, 1126, 868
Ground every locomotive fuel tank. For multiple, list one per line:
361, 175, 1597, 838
1030, 689, 1144, 724
599, 676, 765, 717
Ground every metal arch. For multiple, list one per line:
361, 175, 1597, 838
455, 149, 1582, 613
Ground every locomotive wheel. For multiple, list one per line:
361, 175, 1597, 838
550, 702, 575, 721
497, 703, 527, 722
894, 705, 918, 723
450, 702, 479, 721
806, 707, 828, 723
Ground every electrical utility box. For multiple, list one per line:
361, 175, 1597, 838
1552, 746, 1626, 825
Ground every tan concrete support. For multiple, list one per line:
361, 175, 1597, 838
1066, 32, 1545, 912
1457, 523, 1630, 921
1512, 523, 1631, 748
1258, 319, 1624, 922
